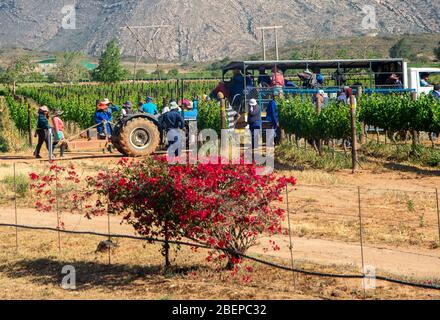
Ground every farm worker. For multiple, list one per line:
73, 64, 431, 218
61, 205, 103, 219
433, 85, 440, 100
386, 74, 403, 88
141, 97, 159, 115
246, 72, 254, 89
94, 102, 113, 139
33, 106, 52, 159
161, 102, 185, 157
102, 98, 120, 124
314, 90, 329, 108
312, 68, 325, 86
271, 66, 285, 87
228, 68, 245, 107
337, 90, 348, 104
266, 95, 280, 143
183, 99, 198, 120
121, 101, 134, 117
52, 110, 67, 157
420, 73, 431, 87
210, 82, 229, 101
258, 67, 271, 87
247, 98, 262, 150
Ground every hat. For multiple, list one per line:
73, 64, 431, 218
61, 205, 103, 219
169, 101, 179, 110
102, 98, 111, 105
217, 92, 225, 100
98, 103, 108, 110
249, 99, 258, 106
123, 101, 133, 108
53, 110, 64, 116
146, 97, 153, 102
318, 90, 325, 95
162, 106, 170, 114
39, 106, 49, 112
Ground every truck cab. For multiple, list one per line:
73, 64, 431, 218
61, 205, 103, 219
407, 67, 440, 96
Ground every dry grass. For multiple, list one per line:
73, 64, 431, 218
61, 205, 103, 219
282, 184, 440, 249
0, 227, 439, 300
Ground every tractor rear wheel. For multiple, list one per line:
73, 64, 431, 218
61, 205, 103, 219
114, 118, 160, 157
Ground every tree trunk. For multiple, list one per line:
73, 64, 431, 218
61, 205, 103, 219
163, 219, 171, 269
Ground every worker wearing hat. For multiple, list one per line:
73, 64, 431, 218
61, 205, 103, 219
248, 98, 262, 151
94, 100, 119, 139
34, 106, 52, 159
160, 101, 185, 157
52, 111, 67, 157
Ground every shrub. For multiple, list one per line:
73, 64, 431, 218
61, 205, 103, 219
30, 158, 296, 270
2, 173, 29, 198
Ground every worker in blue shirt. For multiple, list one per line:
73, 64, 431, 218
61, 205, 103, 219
266, 95, 280, 144
183, 99, 198, 120
141, 97, 159, 115
228, 69, 245, 106
94, 100, 119, 138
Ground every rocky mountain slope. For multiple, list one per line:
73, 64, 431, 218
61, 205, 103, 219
0, 0, 439, 62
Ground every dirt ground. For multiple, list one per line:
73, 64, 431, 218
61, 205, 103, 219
1, 152, 440, 299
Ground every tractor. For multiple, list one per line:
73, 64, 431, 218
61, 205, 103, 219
66, 108, 197, 157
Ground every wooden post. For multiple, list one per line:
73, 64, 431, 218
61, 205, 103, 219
411, 92, 418, 146
220, 98, 226, 130
315, 94, 322, 156
356, 86, 366, 145
350, 95, 358, 173
23, 98, 32, 147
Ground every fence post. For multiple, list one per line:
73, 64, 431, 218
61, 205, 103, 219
13, 163, 18, 252
436, 188, 440, 247
26, 100, 32, 147
55, 169, 61, 254
350, 96, 358, 173
107, 167, 112, 265
285, 185, 296, 290
357, 186, 366, 298
356, 86, 366, 145
220, 98, 226, 130
315, 95, 322, 156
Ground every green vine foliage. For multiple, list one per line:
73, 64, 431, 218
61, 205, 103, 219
359, 93, 440, 134
197, 100, 222, 135
279, 96, 353, 141
5, 94, 35, 132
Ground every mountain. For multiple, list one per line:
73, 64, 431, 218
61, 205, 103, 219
0, 0, 439, 62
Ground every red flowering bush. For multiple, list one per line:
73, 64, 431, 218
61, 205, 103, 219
31, 157, 296, 270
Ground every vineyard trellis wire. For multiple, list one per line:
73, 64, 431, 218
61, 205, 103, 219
1, 163, 440, 293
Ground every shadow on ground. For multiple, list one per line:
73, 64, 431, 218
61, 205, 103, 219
0, 257, 207, 291
384, 162, 440, 177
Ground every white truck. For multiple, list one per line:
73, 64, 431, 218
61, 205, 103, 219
404, 65, 440, 96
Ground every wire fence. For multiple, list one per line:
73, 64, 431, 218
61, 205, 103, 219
0, 161, 440, 294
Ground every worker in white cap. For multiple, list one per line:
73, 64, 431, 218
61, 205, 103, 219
248, 99, 262, 150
